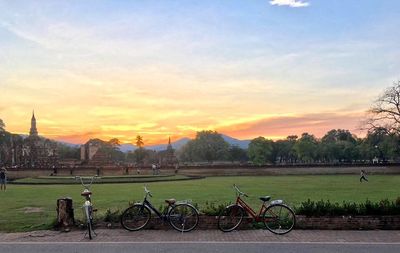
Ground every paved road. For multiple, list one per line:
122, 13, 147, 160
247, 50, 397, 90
0, 242, 400, 253
0, 229, 399, 253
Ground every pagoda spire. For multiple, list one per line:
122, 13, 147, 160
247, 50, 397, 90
29, 110, 38, 137
166, 136, 173, 153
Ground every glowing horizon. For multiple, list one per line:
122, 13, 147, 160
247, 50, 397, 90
3, 110, 366, 145
1, 1, 399, 145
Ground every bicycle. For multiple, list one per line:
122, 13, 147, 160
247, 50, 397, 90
120, 186, 199, 232
218, 184, 295, 235
75, 176, 98, 239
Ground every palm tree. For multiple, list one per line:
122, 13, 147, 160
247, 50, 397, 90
135, 135, 144, 148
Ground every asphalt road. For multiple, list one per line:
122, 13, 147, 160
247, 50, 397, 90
0, 242, 400, 253
1, 229, 400, 253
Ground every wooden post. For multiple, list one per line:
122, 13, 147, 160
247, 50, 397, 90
57, 198, 75, 231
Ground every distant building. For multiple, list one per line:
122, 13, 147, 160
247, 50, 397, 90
9, 111, 59, 168
158, 137, 178, 166
29, 111, 38, 137
80, 139, 111, 165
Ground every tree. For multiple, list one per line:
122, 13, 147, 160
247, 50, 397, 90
228, 145, 248, 163
365, 81, 400, 134
196, 131, 229, 162
273, 135, 298, 164
320, 129, 357, 163
95, 138, 125, 162
178, 140, 197, 162
293, 133, 318, 163
179, 131, 229, 163
109, 138, 125, 162
108, 138, 121, 147
57, 144, 80, 159
248, 137, 274, 165
133, 147, 147, 165
363, 128, 399, 162
135, 135, 144, 148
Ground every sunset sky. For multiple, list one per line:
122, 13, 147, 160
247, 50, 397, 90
0, 0, 399, 145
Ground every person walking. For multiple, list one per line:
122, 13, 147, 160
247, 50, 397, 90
156, 163, 161, 175
360, 169, 368, 182
0, 167, 7, 191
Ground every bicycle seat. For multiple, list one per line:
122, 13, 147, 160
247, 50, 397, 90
259, 196, 271, 202
165, 199, 176, 205
81, 190, 92, 196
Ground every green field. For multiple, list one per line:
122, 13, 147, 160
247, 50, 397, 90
1, 175, 399, 232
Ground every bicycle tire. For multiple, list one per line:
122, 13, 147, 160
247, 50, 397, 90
168, 204, 199, 232
217, 204, 244, 232
263, 204, 295, 235
120, 204, 151, 231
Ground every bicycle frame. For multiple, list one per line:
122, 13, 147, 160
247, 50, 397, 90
76, 176, 97, 238
236, 196, 267, 222
138, 186, 172, 221
218, 185, 295, 235
142, 199, 171, 220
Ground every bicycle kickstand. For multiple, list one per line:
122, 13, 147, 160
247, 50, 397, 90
83, 229, 97, 239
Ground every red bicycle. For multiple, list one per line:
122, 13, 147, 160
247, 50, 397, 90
218, 185, 295, 235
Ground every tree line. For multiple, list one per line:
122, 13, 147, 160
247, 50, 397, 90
177, 128, 398, 165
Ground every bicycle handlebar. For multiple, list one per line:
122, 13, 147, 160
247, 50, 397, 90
144, 185, 153, 198
233, 184, 249, 197
75, 175, 98, 189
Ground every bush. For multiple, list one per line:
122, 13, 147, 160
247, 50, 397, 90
104, 208, 122, 223
200, 201, 229, 216
296, 198, 400, 217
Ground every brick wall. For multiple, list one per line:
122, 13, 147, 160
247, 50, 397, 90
97, 215, 400, 230
296, 215, 400, 230
8, 165, 400, 179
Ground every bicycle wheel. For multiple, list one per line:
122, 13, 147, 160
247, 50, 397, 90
263, 204, 295, 235
120, 204, 151, 231
217, 205, 244, 232
168, 204, 199, 232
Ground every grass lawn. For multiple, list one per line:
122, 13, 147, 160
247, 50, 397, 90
0, 175, 399, 232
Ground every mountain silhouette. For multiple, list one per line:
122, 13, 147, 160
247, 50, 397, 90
119, 134, 250, 152
40, 134, 250, 152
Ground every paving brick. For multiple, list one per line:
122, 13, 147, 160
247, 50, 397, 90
0, 229, 400, 243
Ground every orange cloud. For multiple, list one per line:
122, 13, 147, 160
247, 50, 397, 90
218, 112, 366, 140
52, 132, 101, 144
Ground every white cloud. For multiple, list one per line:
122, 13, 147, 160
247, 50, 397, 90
270, 0, 310, 8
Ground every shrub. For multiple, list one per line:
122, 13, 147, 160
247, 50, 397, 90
201, 201, 230, 216
104, 208, 122, 223
296, 198, 400, 216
